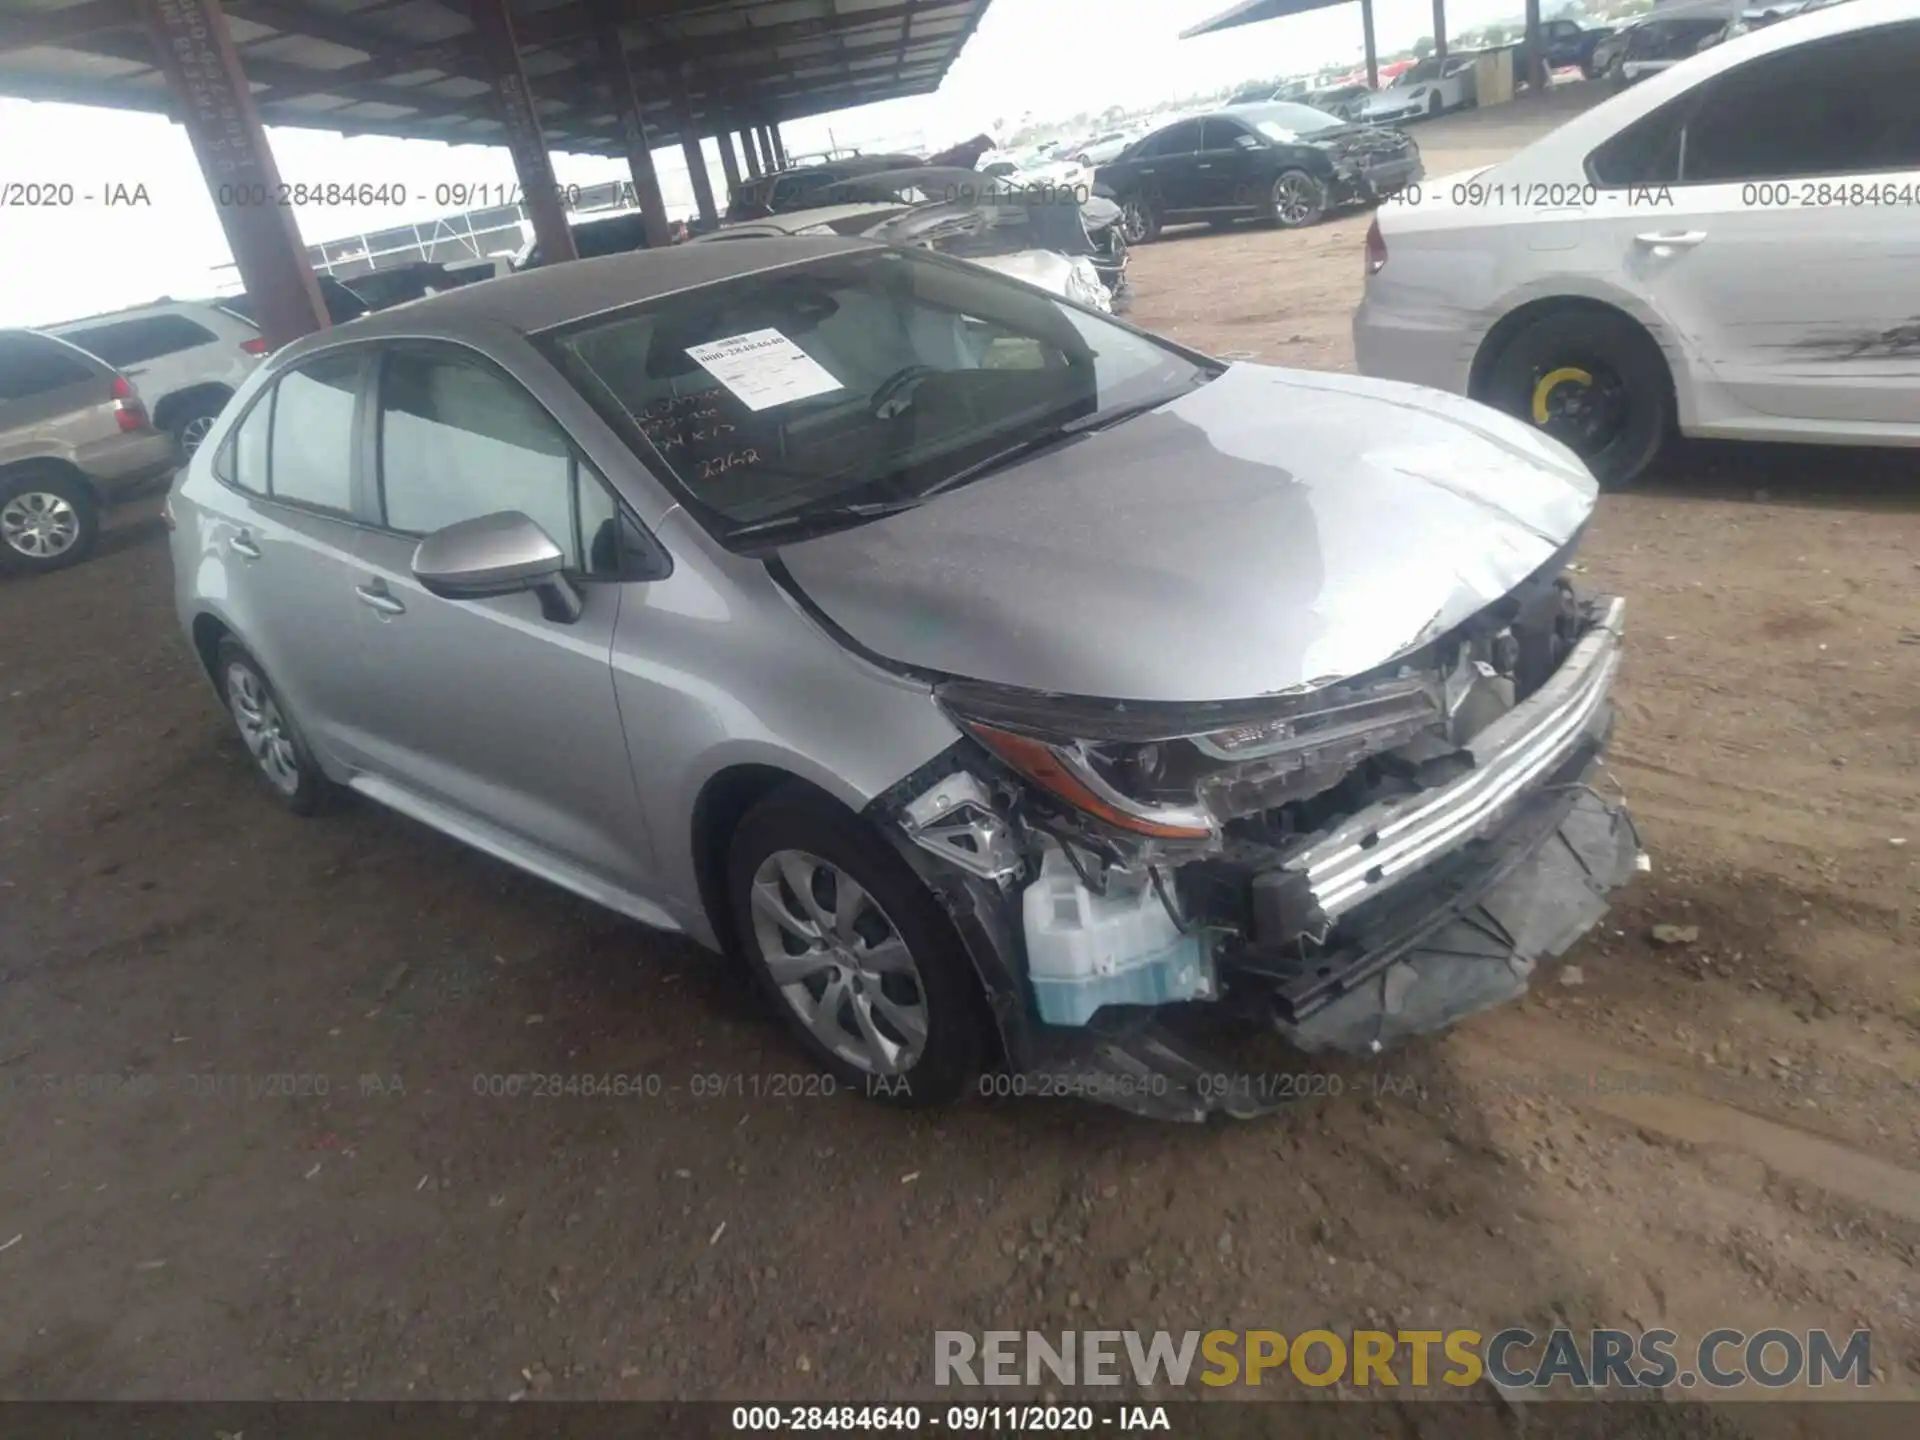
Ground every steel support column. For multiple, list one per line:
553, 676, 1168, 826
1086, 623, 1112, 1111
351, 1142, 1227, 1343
768, 122, 788, 170
469, 0, 575, 266
673, 72, 718, 226
1360, 0, 1379, 89
1523, 0, 1547, 90
1432, 0, 1448, 59
716, 129, 743, 198
740, 128, 763, 179
136, 0, 327, 350
595, 27, 669, 248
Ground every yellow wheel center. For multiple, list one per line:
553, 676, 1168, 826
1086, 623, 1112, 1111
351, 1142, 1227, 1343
1531, 366, 1594, 424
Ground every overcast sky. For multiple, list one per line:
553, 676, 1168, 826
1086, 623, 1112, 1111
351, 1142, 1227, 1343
0, 0, 1527, 328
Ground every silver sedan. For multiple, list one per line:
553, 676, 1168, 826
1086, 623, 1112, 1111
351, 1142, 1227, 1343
169, 238, 1640, 1116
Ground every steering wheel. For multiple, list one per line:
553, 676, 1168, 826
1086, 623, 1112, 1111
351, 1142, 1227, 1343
869, 363, 943, 420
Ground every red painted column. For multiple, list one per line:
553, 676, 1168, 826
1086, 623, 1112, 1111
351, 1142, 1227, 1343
469, 0, 576, 266
136, 0, 328, 350
596, 27, 670, 249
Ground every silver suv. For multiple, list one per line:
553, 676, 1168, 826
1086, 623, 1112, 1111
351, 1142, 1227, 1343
169, 240, 1641, 1115
50, 299, 269, 458
2, 328, 176, 571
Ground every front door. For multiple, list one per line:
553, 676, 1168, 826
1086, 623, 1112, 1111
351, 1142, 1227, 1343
339, 343, 659, 899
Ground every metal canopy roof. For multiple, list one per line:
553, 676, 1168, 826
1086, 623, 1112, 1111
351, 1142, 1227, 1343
1179, 0, 1352, 40
0, 0, 992, 155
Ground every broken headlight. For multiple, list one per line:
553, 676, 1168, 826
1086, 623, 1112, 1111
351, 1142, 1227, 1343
938, 675, 1441, 841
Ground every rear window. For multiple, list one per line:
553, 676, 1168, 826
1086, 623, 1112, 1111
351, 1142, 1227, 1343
268, 353, 361, 512
0, 332, 100, 402
574, 215, 651, 258
59, 314, 217, 368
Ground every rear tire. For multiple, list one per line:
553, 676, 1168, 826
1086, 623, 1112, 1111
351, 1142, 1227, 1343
726, 785, 989, 1108
1118, 192, 1161, 244
170, 400, 225, 458
214, 640, 336, 816
1481, 308, 1673, 489
0, 466, 98, 573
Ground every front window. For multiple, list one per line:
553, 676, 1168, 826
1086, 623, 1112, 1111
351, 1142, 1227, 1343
541, 247, 1215, 546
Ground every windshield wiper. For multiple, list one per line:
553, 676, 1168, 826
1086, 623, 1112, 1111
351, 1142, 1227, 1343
912, 395, 1181, 499
726, 498, 923, 547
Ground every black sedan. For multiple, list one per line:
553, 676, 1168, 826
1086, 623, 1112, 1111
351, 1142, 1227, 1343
1094, 103, 1422, 242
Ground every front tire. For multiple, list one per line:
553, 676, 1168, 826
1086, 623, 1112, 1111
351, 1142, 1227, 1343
0, 466, 98, 573
1269, 169, 1327, 229
215, 640, 335, 815
727, 786, 989, 1107
1481, 308, 1673, 488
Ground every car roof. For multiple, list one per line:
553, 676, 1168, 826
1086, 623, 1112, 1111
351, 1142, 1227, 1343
270, 235, 880, 358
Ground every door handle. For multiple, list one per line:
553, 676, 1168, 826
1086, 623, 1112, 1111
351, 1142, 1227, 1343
229, 529, 261, 560
354, 582, 405, 617
1634, 230, 1707, 251
1196, 162, 1213, 170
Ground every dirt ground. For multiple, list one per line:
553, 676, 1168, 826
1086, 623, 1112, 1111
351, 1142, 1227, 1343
2, 90, 1917, 1416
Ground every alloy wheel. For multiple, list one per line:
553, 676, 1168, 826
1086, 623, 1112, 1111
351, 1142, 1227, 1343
1120, 199, 1150, 244
748, 849, 930, 1077
1, 491, 80, 560
1272, 172, 1323, 226
226, 664, 302, 795
178, 413, 217, 455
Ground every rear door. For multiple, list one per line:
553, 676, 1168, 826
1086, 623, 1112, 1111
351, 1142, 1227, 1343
1195, 118, 1265, 212
1129, 120, 1207, 213
1584, 17, 1920, 429
338, 342, 657, 896
203, 347, 376, 768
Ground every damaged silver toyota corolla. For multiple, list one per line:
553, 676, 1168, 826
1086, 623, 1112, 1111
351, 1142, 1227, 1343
172, 239, 1641, 1120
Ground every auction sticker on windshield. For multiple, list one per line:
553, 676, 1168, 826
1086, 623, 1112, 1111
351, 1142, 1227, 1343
685, 329, 842, 411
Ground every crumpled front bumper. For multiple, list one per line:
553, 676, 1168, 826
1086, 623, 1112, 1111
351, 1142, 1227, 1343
997, 599, 1640, 1120
1012, 754, 1639, 1121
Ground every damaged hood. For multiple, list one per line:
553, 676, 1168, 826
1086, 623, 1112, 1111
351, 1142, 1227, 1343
775, 364, 1598, 703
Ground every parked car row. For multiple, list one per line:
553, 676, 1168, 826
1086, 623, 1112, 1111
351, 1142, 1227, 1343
1094, 102, 1424, 240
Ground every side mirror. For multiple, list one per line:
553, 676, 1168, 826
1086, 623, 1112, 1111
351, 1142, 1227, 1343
411, 510, 583, 623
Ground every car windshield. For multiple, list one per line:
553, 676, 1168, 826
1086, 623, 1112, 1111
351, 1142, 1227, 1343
541, 247, 1215, 546
1242, 102, 1347, 140
1397, 58, 1445, 84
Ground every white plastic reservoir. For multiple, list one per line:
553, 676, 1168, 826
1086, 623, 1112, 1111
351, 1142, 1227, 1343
1021, 841, 1212, 1027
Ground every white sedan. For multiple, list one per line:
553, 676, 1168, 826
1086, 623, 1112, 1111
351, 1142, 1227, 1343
1355, 55, 1479, 124
1353, 0, 1919, 486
